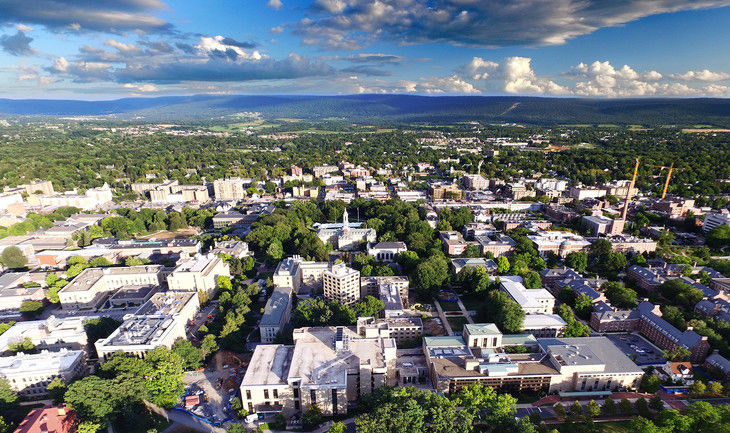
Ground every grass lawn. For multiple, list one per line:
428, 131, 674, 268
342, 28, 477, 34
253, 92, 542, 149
113, 410, 172, 433
460, 294, 487, 312
440, 301, 460, 311
598, 421, 633, 433
447, 316, 469, 333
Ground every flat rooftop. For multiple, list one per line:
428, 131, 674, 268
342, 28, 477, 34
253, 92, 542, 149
241, 344, 294, 386
136, 291, 196, 316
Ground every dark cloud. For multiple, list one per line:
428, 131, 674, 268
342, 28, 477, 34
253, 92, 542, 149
139, 40, 174, 53
0, 31, 34, 56
342, 53, 404, 63
220, 37, 256, 49
298, 0, 730, 48
175, 42, 196, 54
341, 65, 392, 76
114, 53, 335, 83
0, 0, 171, 33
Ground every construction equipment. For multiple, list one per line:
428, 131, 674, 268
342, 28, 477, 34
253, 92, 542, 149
621, 157, 641, 221
645, 163, 686, 200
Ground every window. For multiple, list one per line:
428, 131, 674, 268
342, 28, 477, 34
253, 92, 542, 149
310, 390, 316, 404
246, 390, 251, 400
264, 389, 269, 399
273, 389, 278, 399
293, 388, 299, 398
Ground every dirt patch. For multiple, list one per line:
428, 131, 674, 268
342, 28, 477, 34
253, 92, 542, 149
139, 227, 200, 239
423, 318, 447, 336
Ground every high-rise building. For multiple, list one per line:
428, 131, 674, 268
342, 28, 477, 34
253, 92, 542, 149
323, 263, 360, 306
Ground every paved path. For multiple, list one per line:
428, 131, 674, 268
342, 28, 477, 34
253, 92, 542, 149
433, 300, 454, 335
455, 297, 475, 324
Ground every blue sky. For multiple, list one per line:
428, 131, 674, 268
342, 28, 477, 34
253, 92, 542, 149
1, 0, 730, 98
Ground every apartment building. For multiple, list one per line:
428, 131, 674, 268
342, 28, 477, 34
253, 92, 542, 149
0, 349, 85, 397
462, 174, 489, 190
58, 265, 164, 310
39, 184, 113, 210
323, 263, 360, 307
569, 186, 606, 201
582, 215, 614, 235
590, 302, 710, 362
703, 212, 730, 233
429, 183, 462, 200
240, 326, 396, 417
213, 178, 248, 201
167, 254, 230, 298
500, 279, 555, 314
260, 286, 293, 343
272, 256, 329, 294
356, 316, 423, 345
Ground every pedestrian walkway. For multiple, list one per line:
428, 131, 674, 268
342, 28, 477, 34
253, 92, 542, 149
433, 300, 454, 335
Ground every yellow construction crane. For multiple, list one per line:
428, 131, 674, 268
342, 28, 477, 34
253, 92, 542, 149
620, 157, 641, 221
645, 163, 686, 200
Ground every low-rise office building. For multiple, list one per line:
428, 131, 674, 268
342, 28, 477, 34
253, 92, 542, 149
272, 256, 329, 295
0, 316, 88, 355
58, 265, 164, 310
474, 233, 516, 257
366, 241, 407, 263
500, 280, 555, 314
424, 324, 643, 395
167, 254, 230, 298
260, 286, 293, 343
0, 349, 85, 397
360, 276, 409, 307
527, 231, 591, 258
439, 231, 471, 256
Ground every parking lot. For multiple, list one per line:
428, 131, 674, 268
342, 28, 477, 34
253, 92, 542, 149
607, 333, 666, 365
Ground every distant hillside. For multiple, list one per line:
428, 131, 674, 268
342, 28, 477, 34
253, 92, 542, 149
1, 94, 730, 126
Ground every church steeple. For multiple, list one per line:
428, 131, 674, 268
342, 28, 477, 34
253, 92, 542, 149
343, 210, 350, 232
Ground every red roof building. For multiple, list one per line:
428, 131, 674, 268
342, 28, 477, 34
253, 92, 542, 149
13, 405, 76, 433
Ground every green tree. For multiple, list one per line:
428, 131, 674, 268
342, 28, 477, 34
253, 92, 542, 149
602, 397, 616, 416
635, 397, 650, 417
618, 398, 633, 415
0, 246, 27, 269
76, 422, 102, 433
65, 376, 120, 423
327, 422, 347, 433
706, 225, 730, 249
89, 256, 112, 267
639, 373, 661, 393
85, 317, 122, 343
0, 322, 14, 336
143, 347, 186, 408
302, 404, 324, 431
355, 296, 384, 318
226, 424, 248, 433
629, 417, 662, 433
172, 338, 202, 370
649, 394, 664, 411
0, 378, 18, 411
553, 403, 566, 418
707, 381, 723, 395
46, 377, 67, 404
496, 256, 510, 274
7, 337, 35, 354
483, 291, 525, 334
585, 400, 600, 418
569, 400, 583, 418
200, 334, 218, 359
19, 300, 43, 316
690, 380, 707, 396
601, 281, 637, 309
565, 252, 588, 272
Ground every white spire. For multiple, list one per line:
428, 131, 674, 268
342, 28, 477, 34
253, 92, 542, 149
343, 210, 350, 231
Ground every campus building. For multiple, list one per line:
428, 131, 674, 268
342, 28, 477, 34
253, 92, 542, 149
0, 349, 86, 397
240, 326, 397, 417
167, 254, 230, 298
499, 280, 555, 315
95, 291, 199, 360
424, 324, 643, 395
272, 256, 329, 294
260, 286, 293, 343
589, 302, 711, 362
0, 316, 88, 355
58, 265, 164, 310
527, 231, 591, 258
366, 241, 407, 263
323, 263, 360, 307
313, 211, 376, 251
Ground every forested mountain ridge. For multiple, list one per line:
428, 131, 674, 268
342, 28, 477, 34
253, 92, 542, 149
2, 94, 730, 125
